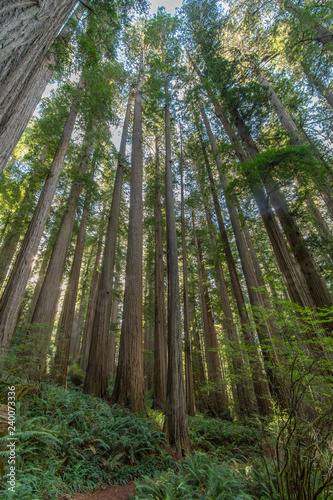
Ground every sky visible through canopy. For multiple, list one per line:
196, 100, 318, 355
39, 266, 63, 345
149, 0, 182, 15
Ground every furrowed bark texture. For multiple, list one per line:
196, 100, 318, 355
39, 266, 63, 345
152, 135, 168, 411
85, 88, 134, 399
52, 196, 90, 387
190, 300, 208, 412
0, 6, 83, 174
193, 219, 231, 420
0, 96, 78, 357
80, 227, 103, 372
180, 149, 195, 416
0, 0, 79, 173
0, 145, 48, 288
28, 125, 92, 376
163, 76, 191, 455
110, 75, 145, 411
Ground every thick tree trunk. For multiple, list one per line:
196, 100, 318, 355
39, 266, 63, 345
230, 106, 333, 317
267, 181, 333, 313
85, 87, 134, 399
144, 274, 154, 393
193, 218, 231, 419
220, 105, 311, 310
110, 73, 145, 411
108, 283, 119, 380
0, 94, 79, 357
80, 227, 103, 373
204, 204, 271, 416
0, 0, 79, 173
52, 196, 90, 387
0, 146, 47, 288
152, 135, 168, 411
163, 75, 191, 455
27, 125, 92, 376
180, 146, 195, 417
189, 300, 207, 412
0, 6, 83, 174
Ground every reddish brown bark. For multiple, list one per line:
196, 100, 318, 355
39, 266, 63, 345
152, 135, 167, 411
0, 93, 79, 358
110, 72, 146, 411
180, 143, 195, 417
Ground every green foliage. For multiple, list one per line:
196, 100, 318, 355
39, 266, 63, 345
0, 385, 167, 498
68, 363, 85, 387
132, 452, 264, 499
188, 414, 260, 458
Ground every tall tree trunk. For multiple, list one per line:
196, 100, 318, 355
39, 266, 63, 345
70, 252, 95, 366
162, 73, 191, 455
190, 56, 326, 315
70, 269, 89, 366
180, 142, 195, 417
204, 204, 271, 416
0, 93, 79, 357
52, 195, 90, 387
152, 134, 168, 411
230, 106, 333, 324
144, 274, 154, 393
193, 216, 231, 419
211, 98, 312, 310
110, 72, 145, 411
84, 87, 134, 399
0, 6, 83, 173
190, 300, 207, 412
108, 282, 119, 380
80, 226, 104, 373
0, 0, 79, 173
27, 125, 92, 376
0, 147, 48, 288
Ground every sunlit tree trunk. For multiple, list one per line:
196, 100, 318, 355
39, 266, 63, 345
0, 93, 79, 358
80, 226, 104, 373
84, 88, 133, 398
52, 195, 90, 387
27, 126, 92, 376
0, 148, 47, 288
110, 71, 146, 410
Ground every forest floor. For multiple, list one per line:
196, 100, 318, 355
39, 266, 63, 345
59, 482, 136, 500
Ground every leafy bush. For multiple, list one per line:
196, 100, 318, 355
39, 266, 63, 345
0, 384, 168, 499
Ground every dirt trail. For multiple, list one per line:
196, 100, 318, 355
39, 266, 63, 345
59, 482, 136, 500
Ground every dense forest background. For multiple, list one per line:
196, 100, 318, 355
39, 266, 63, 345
0, 0, 333, 498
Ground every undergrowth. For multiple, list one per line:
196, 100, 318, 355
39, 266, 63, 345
1, 381, 332, 499
132, 452, 272, 499
0, 384, 171, 499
